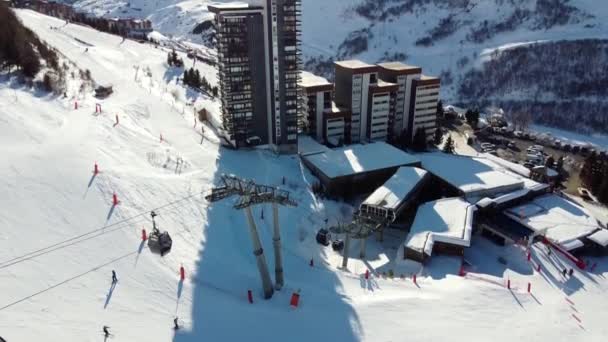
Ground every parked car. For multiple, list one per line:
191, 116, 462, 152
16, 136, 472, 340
514, 131, 523, 138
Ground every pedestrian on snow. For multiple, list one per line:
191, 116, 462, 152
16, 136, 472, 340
568, 268, 574, 277
547, 248, 552, 256
173, 317, 179, 330
562, 268, 567, 277
112, 270, 118, 284
103, 326, 110, 337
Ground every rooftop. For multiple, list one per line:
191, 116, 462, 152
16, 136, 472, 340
370, 80, 398, 91
419, 153, 534, 199
377, 62, 421, 72
419, 74, 439, 81
297, 135, 330, 156
303, 142, 419, 179
362, 167, 428, 210
588, 229, 608, 247
335, 59, 377, 70
504, 194, 600, 244
404, 198, 475, 256
208, 3, 262, 13
323, 101, 349, 114
300, 71, 332, 89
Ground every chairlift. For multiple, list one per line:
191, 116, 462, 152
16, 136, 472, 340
147, 211, 173, 256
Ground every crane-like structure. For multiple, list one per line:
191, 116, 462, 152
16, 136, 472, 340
205, 174, 297, 299
329, 212, 388, 269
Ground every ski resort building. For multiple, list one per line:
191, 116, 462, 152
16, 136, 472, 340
334, 60, 380, 144
503, 194, 601, 247
367, 80, 398, 142
408, 75, 440, 143
401, 198, 476, 263
377, 62, 422, 138
300, 71, 351, 145
209, 0, 301, 153
303, 60, 439, 146
301, 142, 420, 197
359, 167, 429, 223
418, 153, 548, 200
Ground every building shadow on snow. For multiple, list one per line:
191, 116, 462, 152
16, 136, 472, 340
173, 148, 361, 342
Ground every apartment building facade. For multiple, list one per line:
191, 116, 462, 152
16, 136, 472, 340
408, 76, 441, 142
305, 60, 439, 146
300, 71, 350, 145
334, 60, 380, 144
367, 81, 398, 142
377, 62, 422, 139
209, 0, 301, 153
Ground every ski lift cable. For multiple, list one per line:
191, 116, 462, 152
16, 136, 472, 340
0, 188, 212, 269
0, 250, 138, 312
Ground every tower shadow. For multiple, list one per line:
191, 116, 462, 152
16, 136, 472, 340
173, 149, 361, 342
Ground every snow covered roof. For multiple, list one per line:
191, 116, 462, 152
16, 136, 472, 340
335, 59, 377, 70
483, 153, 531, 178
587, 229, 608, 247
362, 167, 428, 210
504, 194, 600, 244
419, 153, 530, 198
297, 135, 330, 156
561, 239, 584, 251
303, 142, 419, 179
208, 3, 262, 13
300, 71, 332, 89
377, 62, 421, 73
404, 198, 476, 256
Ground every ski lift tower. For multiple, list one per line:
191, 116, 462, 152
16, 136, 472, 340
329, 213, 387, 269
205, 175, 297, 299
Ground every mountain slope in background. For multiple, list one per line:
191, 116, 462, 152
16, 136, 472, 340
63, 0, 608, 134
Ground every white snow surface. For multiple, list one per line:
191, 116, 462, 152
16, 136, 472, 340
302, 142, 419, 179
403, 198, 474, 256
362, 167, 427, 210
2, 9, 608, 342
587, 229, 608, 247
419, 153, 532, 198
504, 194, 600, 244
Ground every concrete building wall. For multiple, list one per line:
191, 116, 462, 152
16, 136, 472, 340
407, 78, 440, 143
368, 92, 391, 141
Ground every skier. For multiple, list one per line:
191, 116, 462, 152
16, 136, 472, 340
85, 48, 88, 53
111, 270, 118, 284
103, 326, 110, 338
562, 268, 567, 277
173, 317, 179, 330
547, 247, 552, 256
568, 268, 574, 277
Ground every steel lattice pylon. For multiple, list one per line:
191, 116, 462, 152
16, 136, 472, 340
329, 212, 389, 269
205, 174, 297, 299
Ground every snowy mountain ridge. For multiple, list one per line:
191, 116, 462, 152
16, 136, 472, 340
61, 0, 608, 133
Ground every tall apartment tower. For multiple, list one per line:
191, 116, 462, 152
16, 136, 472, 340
300, 71, 351, 145
334, 60, 377, 143
409, 75, 441, 142
367, 80, 398, 142
209, 0, 301, 153
334, 60, 398, 143
377, 62, 422, 139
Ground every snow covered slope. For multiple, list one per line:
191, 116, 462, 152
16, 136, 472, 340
2, 9, 608, 342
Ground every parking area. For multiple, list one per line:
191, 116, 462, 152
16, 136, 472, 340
441, 118, 604, 198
